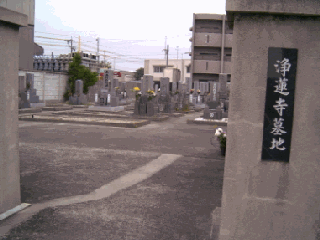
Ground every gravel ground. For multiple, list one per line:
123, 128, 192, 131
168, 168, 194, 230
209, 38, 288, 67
4, 155, 224, 240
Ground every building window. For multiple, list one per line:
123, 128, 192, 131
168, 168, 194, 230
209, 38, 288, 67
226, 54, 231, 57
206, 62, 208, 70
153, 66, 165, 73
200, 53, 218, 56
186, 65, 191, 73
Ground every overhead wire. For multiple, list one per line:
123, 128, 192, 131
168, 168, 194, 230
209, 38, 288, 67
35, 32, 190, 63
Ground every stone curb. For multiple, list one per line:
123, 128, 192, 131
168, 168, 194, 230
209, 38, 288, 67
69, 105, 90, 108
209, 207, 221, 240
162, 113, 185, 118
186, 119, 228, 126
18, 116, 150, 128
131, 114, 170, 122
18, 108, 42, 114
52, 112, 130, 119
42, 107, 74, 111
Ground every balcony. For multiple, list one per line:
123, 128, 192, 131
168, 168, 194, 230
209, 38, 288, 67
193, 60, 221, 74
225, 34, 233, 48
194, 32, 222, 47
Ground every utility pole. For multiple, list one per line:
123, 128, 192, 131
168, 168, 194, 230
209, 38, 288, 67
67, 36, 74, 55
96, 37, 100, 64
96, 37, 100, 72
176, 46, 179, 60
166, 45, 169, 67
78, 36, 81, 53
181, 53, 184, 83
164, 36, 167, 60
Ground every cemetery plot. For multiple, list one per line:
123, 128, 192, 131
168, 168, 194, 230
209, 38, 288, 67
19, 114, 150, 128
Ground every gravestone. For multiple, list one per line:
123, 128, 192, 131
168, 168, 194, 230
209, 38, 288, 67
139, 95, 148, 115
142, 75, 153, 95
19, 73, 41, 108
205, 82, 209, 93
19, 76, 25, 93
210, 81, 217, 101
172, 82, 177, 93
218, 73, 228, 104
19, 92, 30, 108
147, 102, 154, 116
207, 101, 220, 110
200, 82, 206, 94
160, 77, 169, 96
194, 81, 200, 92
110, 96, 119, 107
69, 79, 87, 105
120, 82, 126, 92
26, 73, 34, 89
186, 77, 192, 92
111, 78, 119, 92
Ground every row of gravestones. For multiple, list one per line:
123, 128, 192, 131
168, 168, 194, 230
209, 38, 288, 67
203, 74, 229, 120
19, 73, 40, 109
134, 77, 190, 116
70, 74, 228, 119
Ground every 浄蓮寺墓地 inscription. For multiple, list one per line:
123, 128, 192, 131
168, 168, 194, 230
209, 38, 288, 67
261, 47, 298, 162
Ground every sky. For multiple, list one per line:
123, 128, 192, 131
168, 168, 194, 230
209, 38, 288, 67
34, 0, 226, 72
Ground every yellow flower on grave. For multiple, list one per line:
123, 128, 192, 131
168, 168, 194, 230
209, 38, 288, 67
133, 87, 140, 92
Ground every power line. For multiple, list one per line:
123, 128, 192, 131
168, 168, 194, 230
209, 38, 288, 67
35, 42, 69, 47
34, 31, 70, 37
34, 36, 69, 41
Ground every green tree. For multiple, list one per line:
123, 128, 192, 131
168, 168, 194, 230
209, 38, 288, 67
64, 53, 98, 100
134, 67, 144, 80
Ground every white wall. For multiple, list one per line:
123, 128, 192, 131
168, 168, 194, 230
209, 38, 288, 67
19, 71, 68, 102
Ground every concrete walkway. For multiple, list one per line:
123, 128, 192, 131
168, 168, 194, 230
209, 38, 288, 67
0, 154, 182, 237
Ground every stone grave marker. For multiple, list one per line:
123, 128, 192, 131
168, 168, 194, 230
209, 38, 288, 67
186, 77, 192, 92
200, 82, 206, 95
210, 81, 217, 101
194, 81, 200, 92
172, 82, 177, 93
19, 76, 25, 93
160, 77, 169, 96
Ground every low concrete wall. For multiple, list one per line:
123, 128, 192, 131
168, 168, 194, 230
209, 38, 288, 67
19, 71, 68, 103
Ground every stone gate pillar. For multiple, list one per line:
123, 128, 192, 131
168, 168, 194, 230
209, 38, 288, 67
219, 1, 320, 239
0, 1, 35, 217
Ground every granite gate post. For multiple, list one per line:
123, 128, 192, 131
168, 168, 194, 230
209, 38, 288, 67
218, 1, 320, 239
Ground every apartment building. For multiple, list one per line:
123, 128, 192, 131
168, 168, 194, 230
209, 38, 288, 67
189, 13, 232, 84
144, 59, 191, 83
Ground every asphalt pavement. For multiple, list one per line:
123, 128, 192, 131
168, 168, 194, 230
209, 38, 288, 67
1, 111, 226, 239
